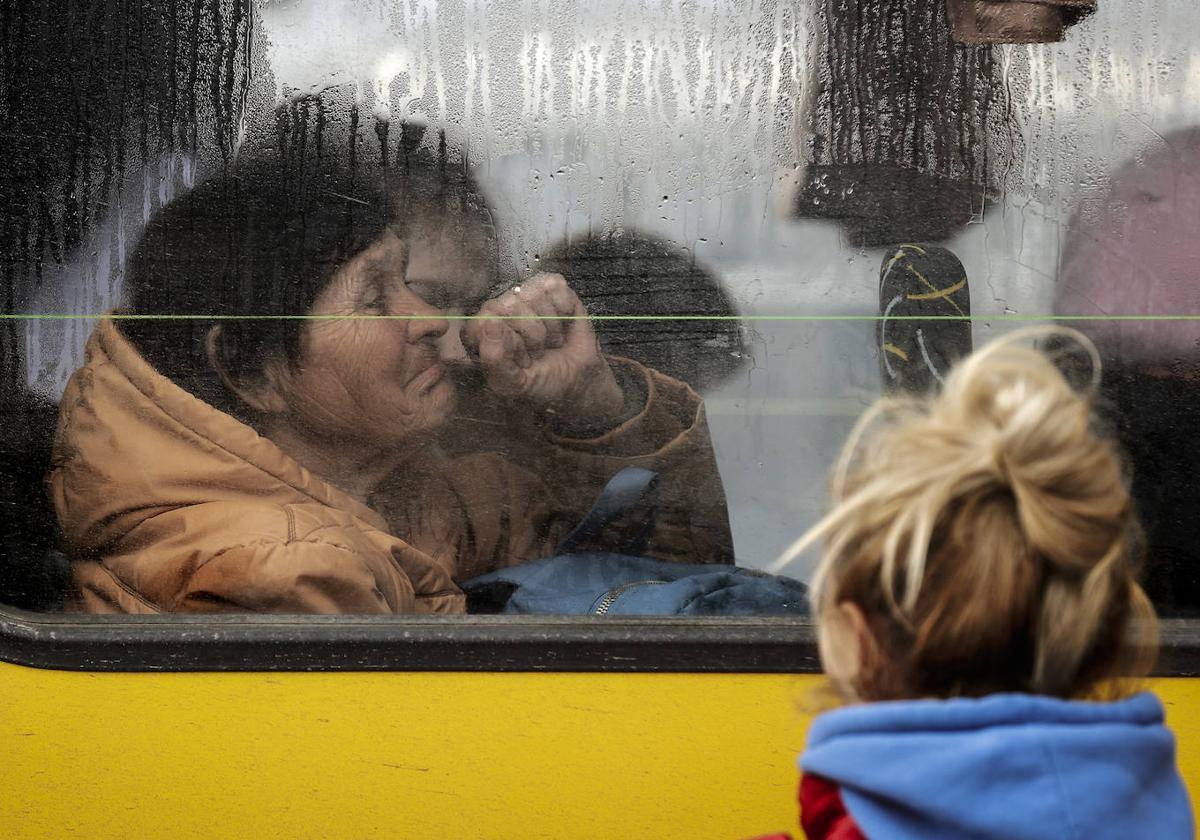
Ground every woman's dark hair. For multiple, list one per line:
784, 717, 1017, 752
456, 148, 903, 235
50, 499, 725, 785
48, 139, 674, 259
121, 143, 497, 415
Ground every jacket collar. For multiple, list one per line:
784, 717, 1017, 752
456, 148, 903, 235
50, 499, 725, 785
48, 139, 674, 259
54, 318, 390, 552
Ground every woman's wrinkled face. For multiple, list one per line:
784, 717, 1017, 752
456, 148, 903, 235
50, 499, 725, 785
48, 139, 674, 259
404, 221, 497, 365
278, 230, 460, 447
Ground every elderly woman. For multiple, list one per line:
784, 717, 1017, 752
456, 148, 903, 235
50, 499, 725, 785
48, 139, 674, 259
49, 153, 734, 614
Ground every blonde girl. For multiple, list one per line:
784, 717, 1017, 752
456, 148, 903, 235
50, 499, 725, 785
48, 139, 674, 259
773, 328, 1192, 840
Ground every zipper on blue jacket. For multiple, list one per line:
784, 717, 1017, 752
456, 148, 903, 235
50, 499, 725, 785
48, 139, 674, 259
591, 579, 669, 615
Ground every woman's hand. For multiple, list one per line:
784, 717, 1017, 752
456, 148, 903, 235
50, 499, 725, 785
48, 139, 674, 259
462, 273, 624, 428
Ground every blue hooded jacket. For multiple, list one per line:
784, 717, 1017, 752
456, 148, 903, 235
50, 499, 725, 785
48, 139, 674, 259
800, 692, 1192, 839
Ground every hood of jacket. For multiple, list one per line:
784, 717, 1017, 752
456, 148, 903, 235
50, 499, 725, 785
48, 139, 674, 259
50, 318, 392, 555
801, 692, 1193, 840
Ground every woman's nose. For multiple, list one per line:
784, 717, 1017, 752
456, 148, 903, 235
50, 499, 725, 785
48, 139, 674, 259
436, 318, 469, 364
402, 296, 450, 343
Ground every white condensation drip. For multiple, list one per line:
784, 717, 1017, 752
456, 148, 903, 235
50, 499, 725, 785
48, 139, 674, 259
397, 0, 445, 117
491, 0, 810, 268
519, 0, 555, 121
28, 153, 194, 398
259, 0, 442, 116
1001, 0, 1200, 212
256, 0, 807, 269
462, 0, 493, 146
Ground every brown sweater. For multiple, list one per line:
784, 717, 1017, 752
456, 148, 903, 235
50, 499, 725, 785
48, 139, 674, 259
49, 319, 733, 614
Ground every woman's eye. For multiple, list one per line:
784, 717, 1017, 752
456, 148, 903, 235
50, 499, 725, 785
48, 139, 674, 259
360, 287, 387, 312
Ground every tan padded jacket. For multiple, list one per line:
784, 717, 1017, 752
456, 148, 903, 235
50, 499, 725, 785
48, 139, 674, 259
49, 320, 734, 614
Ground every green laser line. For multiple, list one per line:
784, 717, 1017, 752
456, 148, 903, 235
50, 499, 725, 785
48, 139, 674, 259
2, 314, 1199, 322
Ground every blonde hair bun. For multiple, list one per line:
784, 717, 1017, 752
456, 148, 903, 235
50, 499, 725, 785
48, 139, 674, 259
778, 327, 1156, 700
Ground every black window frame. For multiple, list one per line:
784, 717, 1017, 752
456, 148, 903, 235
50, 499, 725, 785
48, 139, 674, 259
1, 607, 1198, 676
0, 608, 816, 672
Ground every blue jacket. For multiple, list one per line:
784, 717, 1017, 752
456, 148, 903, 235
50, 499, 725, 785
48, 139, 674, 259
800, 692, 1193, 839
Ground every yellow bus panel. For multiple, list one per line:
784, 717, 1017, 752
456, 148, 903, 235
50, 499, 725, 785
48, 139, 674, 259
2, 664, 1198, 839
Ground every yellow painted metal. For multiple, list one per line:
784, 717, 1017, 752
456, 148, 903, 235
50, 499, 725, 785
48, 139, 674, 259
0, 664, 813, 839
1161, 679, 1200, 825
0, 663, 1196, 839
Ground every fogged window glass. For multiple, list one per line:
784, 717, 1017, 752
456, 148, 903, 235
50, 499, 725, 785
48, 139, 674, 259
0, 0, 1196, 617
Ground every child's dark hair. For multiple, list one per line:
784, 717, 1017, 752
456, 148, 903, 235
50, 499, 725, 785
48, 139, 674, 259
538, 230, 746, 391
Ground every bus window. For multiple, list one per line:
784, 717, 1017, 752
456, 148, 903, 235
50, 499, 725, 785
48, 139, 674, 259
0, 0, 1197, 664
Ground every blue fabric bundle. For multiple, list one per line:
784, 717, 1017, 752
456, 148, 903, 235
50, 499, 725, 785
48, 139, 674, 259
462, 465, 808, 616
463, 553, 808, 616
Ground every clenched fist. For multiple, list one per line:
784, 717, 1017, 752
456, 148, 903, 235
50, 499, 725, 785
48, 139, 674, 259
461, 273, 624, 427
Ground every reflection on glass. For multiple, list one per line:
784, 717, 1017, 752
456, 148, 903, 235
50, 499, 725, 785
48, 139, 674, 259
0, 0, 1196, 618
42, 152, 736, 614
1059, 126, 1200, 616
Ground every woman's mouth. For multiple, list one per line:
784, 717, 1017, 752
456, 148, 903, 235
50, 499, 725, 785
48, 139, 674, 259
411, 363, 446, 392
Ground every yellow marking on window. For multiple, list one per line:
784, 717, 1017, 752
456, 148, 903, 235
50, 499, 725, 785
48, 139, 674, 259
906, 268, 967, 316
906, 277, 967, 302
882, 342, 909, 361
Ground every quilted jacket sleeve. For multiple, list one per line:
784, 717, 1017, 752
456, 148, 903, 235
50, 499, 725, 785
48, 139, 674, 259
172, 541, 402, 613
69, 539, 424, 615
535, 359, 735, 566
398, 358, 736, 580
